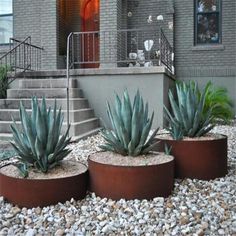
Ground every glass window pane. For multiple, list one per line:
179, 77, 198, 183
197, 13, 219, 44
0, 0, 12, 15
0, 15, 13, 44
197, 0, 219, 13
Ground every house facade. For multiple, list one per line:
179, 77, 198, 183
0, 0, 235, 120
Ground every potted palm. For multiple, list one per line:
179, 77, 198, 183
157, 81, 233, 180
88, 90, 174, 200
0, 97, 88, 208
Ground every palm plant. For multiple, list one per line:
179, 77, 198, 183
204, 82, 234, 124
10, 97, 71, 177
100, 90, 159, 156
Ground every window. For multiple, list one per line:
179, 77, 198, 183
195, 0, 221, 45
0, 0, 13, 44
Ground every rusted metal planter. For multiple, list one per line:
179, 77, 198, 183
88, 153, 174, 200
156, 134, 227, 180
0, 164, 88, 208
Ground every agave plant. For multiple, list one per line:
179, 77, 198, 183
164, 81, 215, 140
10, 97, 71, 177
204, 81, 234, 124
100, 90, 159, 156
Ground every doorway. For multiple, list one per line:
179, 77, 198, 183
81, 0, 100, 68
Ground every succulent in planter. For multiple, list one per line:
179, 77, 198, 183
89, 90, 174, 200
100, 90, 159, 156
10, 97, 71, 177
164, 81, 234, 140
161, 80, 228, 180
164, 81, 215, 140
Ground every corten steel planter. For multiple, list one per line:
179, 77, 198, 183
88, 153, 174, 200
156, 134, 228, 180
0, 164, 88, 208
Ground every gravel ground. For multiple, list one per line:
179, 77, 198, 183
0, 124, 236, 236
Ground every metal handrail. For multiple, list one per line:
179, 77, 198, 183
159, 28, 173, 72
0, 36, 44, 84
66, 32, 73, 135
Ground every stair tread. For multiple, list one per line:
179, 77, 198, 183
0, 108, 93, 112
71, 127, 102, 142
0, 117, 99, 125
8, 88, 81, 91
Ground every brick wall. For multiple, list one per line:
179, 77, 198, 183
174, 0, 236, 77
13, 0, 58, 70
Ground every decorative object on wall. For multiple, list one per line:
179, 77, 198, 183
147, 15, 153, 24
144, 40, 154, 67
144, 40, 154, 52
157, 15, 164, 21
168, 21, 173, 30
127, 11, 132, 17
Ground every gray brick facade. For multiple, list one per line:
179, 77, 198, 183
174, 0, 236, 77
0, 0, 235, 101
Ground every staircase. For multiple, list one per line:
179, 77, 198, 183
0, 75, 101, 141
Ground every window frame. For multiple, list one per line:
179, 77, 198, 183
0, 0, 13, 45
194, 0, 222, 46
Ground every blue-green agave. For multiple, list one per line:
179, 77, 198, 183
164, 81, 215, 140
10, 97, 71, 177
100, 90, 159, 156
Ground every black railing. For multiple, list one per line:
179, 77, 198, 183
66, 28, 174, 132
0, 36, 44, 80
159, 29, 174, 73
67, 28, 174, 72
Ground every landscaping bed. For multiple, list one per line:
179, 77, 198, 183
0, 124, 235, 235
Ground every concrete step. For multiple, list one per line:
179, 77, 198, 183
72, 127, 102, 142
19, 78, 77, 89
7, 88, 83, 99
0, 108, 94, 122
0, 127, 102, 142
71, 118, 100, 136
0, 98, 89, 110
0, 118, 100, 135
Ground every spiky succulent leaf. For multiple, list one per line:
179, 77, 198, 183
10, 97, 71, 176
164, 81, 218, 140
101, 90, 159, 156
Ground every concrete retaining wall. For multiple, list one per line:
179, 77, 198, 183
70, 67, 175, 128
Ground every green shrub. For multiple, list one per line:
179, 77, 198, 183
165, 81, 234, 140
0, 65, 8, 99
164, 81, 215, 140
100, 90, 159, 156
204, 82, 234, 124
10, 97, 71, 177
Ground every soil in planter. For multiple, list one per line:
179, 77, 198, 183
89, 151, 173, 166
0, 160, 87, 179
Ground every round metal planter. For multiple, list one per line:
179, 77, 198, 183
88, 154, 174, 200
0, 165, 88, 208
157, 134, 228, 180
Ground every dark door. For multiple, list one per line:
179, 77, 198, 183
81, 0, 100, 68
